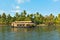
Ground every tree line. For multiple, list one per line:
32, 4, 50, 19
0, 10, 60, 25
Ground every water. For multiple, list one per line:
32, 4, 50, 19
0, 26, 60, 40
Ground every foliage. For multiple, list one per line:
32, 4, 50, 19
0, 10, 60, 25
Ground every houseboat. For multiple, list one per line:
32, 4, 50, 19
11, 21, 35, 28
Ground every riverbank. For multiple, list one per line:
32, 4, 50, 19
0, 23, 60, 28
37, 24, 48, 27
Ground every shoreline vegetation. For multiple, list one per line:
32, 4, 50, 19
0, 10, 60, 27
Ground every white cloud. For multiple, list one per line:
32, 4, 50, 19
15, 6, 21, 12
10, 10, 21, 13
0, 9, 21, 14
16, 6, 20, 9
16, 0, 30, 4
11, 5, 21, 12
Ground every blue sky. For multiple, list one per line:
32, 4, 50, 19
0, 0, 60, 16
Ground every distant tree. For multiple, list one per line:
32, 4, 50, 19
15, 12, 20, 21
7, 14, 12, 24
0, 14, 2, 23
0, 14, 1, 18
33, 12, 43, 24
20, 10, 27, 21
56, 14, 60, 24
0, 10, 60, 25
21, 10, 27, 17
27, 14, 33, 21
54, 16, 58, 24
23, 10, 27, 15
49, 14, 54, 22
1, 13, 6, 24
44, 13, 54, 25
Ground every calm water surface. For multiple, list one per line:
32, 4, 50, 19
0, 26, 60, 40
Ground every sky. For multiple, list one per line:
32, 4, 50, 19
0, 0, 60, 16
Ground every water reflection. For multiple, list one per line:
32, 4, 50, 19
11, 28, 35, 32
0, 26, 60, 40
11, 26, 56, 32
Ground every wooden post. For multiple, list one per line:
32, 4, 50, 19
25, 24, 27, 27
